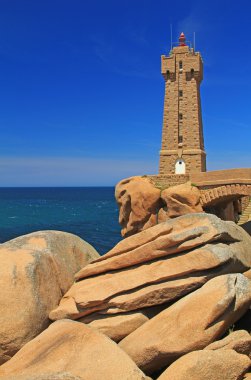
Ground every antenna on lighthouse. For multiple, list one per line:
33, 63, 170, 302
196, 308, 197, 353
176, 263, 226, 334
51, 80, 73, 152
170, 24, 173, 51
193, 32, 196, 51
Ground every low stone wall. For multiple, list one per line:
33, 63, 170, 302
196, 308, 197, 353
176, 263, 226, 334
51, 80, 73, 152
148, 168, 251, 190
199, 184, 251, 207
147, 174, 190, 189
190, 168, 251, 187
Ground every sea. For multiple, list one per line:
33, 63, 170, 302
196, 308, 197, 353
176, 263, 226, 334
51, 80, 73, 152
0, 187, 121, 255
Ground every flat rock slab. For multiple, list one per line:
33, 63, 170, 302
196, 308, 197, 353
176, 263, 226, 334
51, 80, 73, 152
50, 214, 251, 322
119, 274, 251, 374
80, 312, 149, 342
0, 319, 149, 380
76, 213, 251, 280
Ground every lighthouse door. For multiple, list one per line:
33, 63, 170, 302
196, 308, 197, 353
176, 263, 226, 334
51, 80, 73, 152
175, 159, 186, 174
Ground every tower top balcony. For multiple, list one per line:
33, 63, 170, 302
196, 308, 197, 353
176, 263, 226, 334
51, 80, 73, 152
161, 32, 203, 82
169, 32, 195, 55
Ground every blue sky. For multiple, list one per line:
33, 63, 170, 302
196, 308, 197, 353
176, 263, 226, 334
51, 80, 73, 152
0, 0, 250, 186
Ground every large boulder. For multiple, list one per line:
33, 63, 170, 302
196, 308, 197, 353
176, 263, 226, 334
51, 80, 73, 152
115, 176, 161, 237
0, 320, 149, 380
159, 182, 203, 220
50, 214, 251, 321
0, 231, 99, 364
119, 274, 251, 374
205, 330, 251, 358
157, 349, 251, 380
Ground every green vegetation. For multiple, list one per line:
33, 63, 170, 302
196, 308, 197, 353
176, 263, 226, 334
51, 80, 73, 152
153, 183, 168, 191
228, 323, 235, 334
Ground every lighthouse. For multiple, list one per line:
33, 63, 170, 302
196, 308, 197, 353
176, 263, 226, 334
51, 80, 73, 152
159, 32, 206, 175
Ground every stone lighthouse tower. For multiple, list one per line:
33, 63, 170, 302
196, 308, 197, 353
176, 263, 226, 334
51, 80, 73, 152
159, 32, 206, 175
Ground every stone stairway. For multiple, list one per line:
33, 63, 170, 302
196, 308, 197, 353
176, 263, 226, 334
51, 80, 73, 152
238, 199, 251, 225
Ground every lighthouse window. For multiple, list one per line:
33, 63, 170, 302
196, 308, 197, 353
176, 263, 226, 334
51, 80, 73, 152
179, 61, 183, 69
179, 90, 183, 97
179, 113, 183, 120
166, 70, 170, 80
191, 69, 194, 78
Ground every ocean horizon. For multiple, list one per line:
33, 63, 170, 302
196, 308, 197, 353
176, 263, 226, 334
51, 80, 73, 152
0, 187, 121, 255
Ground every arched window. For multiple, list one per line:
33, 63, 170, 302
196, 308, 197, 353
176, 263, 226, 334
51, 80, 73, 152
166, 70, 170, 80
175, 158, 186, 174
179, 61, 183, 70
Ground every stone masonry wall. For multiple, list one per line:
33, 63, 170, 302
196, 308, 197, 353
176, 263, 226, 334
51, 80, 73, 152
147, 174, 190, 189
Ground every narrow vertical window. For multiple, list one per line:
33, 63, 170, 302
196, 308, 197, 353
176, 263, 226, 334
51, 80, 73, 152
179, 61, 183, 69
179, 90, 183, 97
179, 113, 183, 120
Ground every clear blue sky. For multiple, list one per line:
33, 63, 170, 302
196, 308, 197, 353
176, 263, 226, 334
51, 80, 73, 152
0, 0, 250, 186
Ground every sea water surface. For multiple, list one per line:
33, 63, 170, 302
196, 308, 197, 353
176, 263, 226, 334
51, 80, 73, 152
0, 187, 121, 255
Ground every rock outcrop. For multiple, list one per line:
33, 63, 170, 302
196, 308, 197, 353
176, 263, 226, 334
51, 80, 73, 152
49, 214, 251, 323
159, 182, 203, 220
115, 176, 161, 237
0, 211, 250, 379
119, 274, 251, 374
115, 176, 205, 236
0, 320, 149, 380
157, 349, 251, 380
0, 231, 99, 364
